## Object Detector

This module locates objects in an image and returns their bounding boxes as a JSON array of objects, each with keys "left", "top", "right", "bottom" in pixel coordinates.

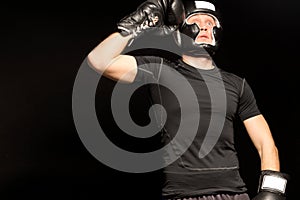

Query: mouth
[
  {"left": 195, "top": 35, "right": 210, "bottom": 44},
  {"left": 197, "top": 35, "right": 209, "bottom": 39}
]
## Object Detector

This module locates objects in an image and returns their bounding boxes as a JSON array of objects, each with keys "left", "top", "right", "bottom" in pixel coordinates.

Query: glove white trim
[{"left": 261, "top": 174, "right": 287, "bottom": 194}]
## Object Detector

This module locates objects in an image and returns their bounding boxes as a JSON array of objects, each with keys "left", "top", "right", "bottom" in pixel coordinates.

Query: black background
[{"left": 1, "top": 0, "right": 299, "bottom": 199}]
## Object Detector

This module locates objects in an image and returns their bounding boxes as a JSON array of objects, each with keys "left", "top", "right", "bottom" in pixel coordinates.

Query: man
[{"left": 87, "top": 0, "right": 289, "bottom": 199}]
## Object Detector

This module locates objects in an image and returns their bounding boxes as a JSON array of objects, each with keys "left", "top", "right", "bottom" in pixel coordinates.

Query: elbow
[
  {"left": 87, "top": 51, "right": 105, "bottom": 73},
  {"left": 270, "top": 143, "right": 279, "bottom": 156},
  {"left": 260, "top": 144, "right": 280, "bottom": 171},
  {"left": 258, "top": 142, "right": 279, "bottom": 158},
  {"left": 273, "top": 145, "right": 279, "bottom": 157}
]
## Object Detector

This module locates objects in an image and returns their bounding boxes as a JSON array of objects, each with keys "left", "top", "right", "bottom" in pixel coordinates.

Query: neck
[{"left": 182, "top": 54, "right": 214, "bottom": 70}]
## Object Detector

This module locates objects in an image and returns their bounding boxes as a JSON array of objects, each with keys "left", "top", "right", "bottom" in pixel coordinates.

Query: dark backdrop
[{"left": 1, "top": 0, "right": 298, "bottom": 199}]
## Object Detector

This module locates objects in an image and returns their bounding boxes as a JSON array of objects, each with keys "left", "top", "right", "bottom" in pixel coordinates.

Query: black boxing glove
[
  {"left": 117, "top": 0, "right": 184, "bottom": 45},
  {"left": 252, "top": 170, "right": 290, "bottom": 200}
]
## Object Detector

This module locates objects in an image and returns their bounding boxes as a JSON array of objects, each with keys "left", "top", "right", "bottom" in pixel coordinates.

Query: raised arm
[
  {"left": 87, "top": 0, "right": 184, "bottom": 83},
  {"left": 87, "top": 32, "right": 137, "bottom": 83}
]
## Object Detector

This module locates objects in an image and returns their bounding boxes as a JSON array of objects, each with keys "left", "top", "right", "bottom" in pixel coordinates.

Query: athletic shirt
[{"left": 133, "top": 55, "right": 261, "bottom": 199}]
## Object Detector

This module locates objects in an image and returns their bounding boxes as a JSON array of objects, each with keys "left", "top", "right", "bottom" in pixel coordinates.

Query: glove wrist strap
[
  {"left": 258, "top": 170, "right": 290, "bottom": 196},
  {"left": 260, "top": 174, "right": 287, "bottom": 194}
]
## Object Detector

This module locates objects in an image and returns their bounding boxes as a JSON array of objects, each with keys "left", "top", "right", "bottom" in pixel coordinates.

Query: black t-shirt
[{"left": 133, "top": 55, "right": 261, "bottom": 199}]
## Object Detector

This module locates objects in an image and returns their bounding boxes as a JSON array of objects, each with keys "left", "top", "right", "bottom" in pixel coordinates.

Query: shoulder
[
  {"left": 219, "top": 68, "right": 244, "bottom": 81},
  {"left": 134, "top": 55, "right": 178, "bottom": 68},
  {"left": 134, "top": 55, "right": 161, "bottom": 64},
  {"left": 218, "top": 67, "right": 245, "bottom": 91}
]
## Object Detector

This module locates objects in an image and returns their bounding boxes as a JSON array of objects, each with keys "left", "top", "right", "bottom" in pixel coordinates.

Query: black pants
[{"left": 164, "top": 193, "right": 250, "bottom": 200}]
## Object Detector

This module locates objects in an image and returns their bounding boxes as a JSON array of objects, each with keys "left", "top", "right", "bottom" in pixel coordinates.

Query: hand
[
  {"left": 117, "top": 0, "right": 184, "bottom": 42},
  {"left": 252, "top": 170, "right": 290, "bottom": 200}
]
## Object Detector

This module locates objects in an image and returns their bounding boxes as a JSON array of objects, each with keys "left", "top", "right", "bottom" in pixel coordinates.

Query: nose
[{"left": 199, "top": 25, "right": 208, "bottom": 31}]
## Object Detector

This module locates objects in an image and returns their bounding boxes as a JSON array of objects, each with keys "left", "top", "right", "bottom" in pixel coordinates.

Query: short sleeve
[
  {"left": 133, "top": 56, "right": 163, "bottom": 83},
  {"left": 238, "top": 79, "right": 261, "bottom": 121}
]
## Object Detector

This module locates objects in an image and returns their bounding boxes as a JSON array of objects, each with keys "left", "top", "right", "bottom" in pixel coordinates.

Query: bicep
[
  {"left": 89, "top": 54, "right": 138, "bottom": 83},
  {"left": 243, "top": 114, "right": 275, "bottom": 151}
]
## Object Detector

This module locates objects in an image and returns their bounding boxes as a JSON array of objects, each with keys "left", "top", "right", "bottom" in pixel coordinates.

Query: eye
[{"left": 207, "top": 21, "right": 213, "bottom": 27}]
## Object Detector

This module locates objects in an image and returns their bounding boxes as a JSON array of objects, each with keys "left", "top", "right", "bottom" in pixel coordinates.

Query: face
[{"left": 186, "top": 13, "right": 216, "bottom": 45}]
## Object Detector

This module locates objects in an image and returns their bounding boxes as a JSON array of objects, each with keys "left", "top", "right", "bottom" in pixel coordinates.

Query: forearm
[
  {"left": 253, "top": 145, "right": 289, "bottom": 200},
  {"left": 259, "top": 143, "right": 280, "bottom": 171},
  {"left": 87, "top": 32, "right": 132, "bottom": 74}
]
